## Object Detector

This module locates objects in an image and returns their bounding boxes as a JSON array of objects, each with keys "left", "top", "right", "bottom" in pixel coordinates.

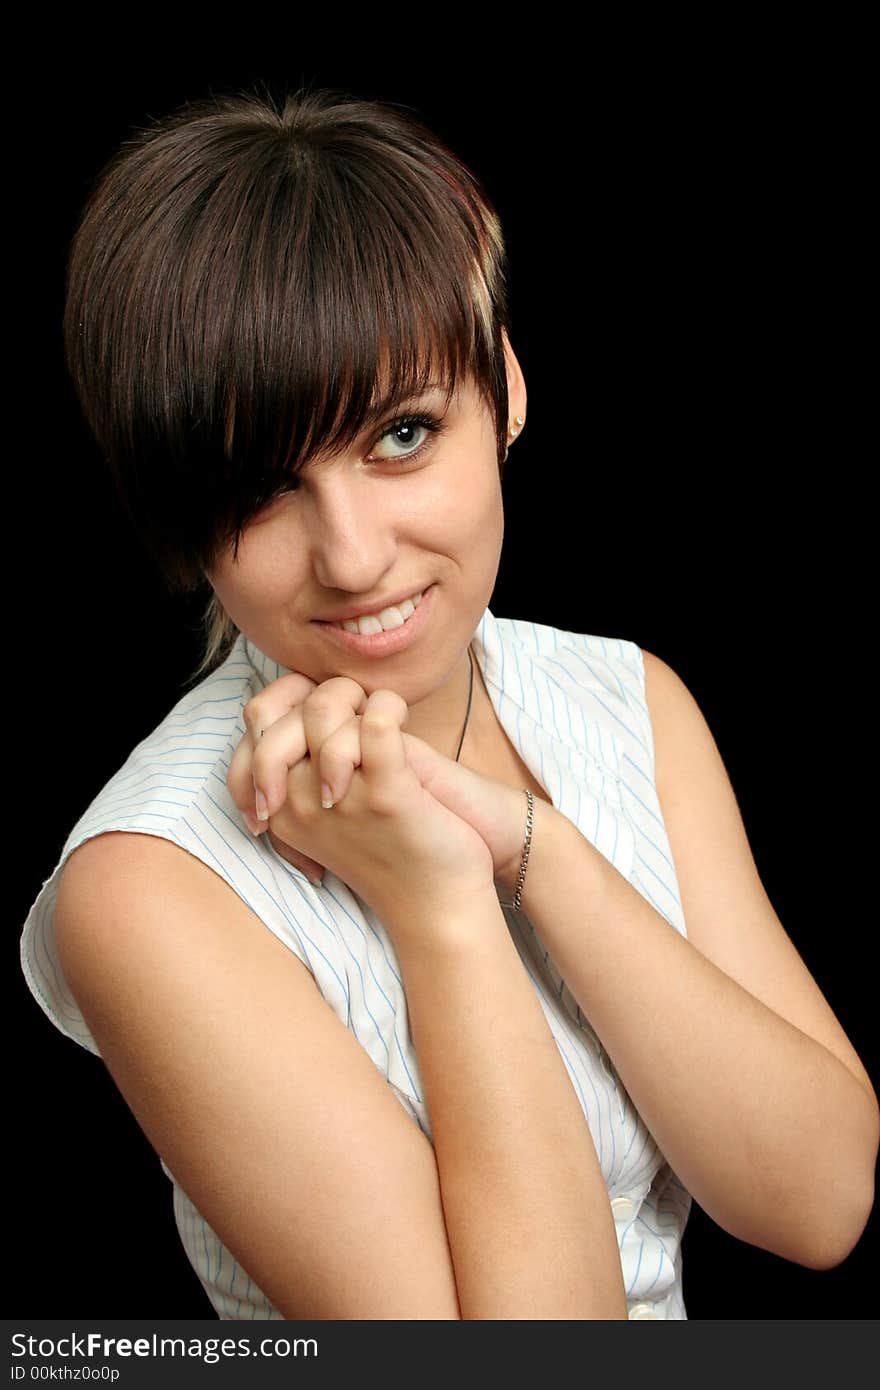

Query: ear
[{"left": 501, "top": 327, "right": 527, "bottom": 425}]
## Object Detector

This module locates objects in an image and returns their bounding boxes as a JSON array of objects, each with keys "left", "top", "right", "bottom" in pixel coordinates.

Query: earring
[
  {"left": 503, "top": 415, "right": 525, "bottom": 464},
  {"left": 508, "top": 414, "right": 525, "bottom": 439}
]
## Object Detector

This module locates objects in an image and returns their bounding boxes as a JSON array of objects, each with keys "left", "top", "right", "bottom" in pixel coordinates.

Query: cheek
[
  {"left": 457, "top": 468, "right": 504, "bottom": 553},
  {"left": 208, "top": 539, "right": 301, "bottom": 625},
  {"left": 420, "top": 452, "right": 503, "bottom": 546}
]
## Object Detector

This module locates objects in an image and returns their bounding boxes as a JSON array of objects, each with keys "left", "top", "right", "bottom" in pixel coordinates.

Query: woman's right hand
[{"left": 228, "top": 676, "right": 495, "bottom": 933}]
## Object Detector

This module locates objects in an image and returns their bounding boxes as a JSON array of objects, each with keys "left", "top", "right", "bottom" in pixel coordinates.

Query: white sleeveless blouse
[{"left": 20, "top": 605, "right": 692, "bottom": 1319}]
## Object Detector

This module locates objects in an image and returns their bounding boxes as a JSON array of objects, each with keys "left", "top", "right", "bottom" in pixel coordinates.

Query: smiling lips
[
  {"left": 325, "top": 590, "right": 425, "bottom": 634},
  {"left": 314, "top": 583, "right": 435, "bottom": 657}
]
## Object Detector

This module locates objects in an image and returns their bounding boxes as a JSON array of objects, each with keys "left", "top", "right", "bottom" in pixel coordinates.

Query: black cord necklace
[{"left": 454, "top": 643, "right": 475, "bottom": 763}]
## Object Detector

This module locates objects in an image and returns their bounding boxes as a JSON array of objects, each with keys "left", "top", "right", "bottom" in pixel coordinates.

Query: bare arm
[
  {"left": 510, "top": 661, "right": 878, "bottom": 1271},
  {"left": 386, "top": 892, "right": 628, "bottom": 1319},
  {"left": 55, "top": 831, "right": 626, "bottom": 1320}
]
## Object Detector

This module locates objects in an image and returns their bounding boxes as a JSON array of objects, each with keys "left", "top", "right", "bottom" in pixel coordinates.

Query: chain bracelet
[{"left": 511, "top": 788, "right": 535, "bottom": 912}]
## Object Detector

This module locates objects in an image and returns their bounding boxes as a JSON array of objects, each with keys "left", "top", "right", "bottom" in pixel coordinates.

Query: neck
[{"left": 399, "top": 642, "right": 476, "bottom": 762}]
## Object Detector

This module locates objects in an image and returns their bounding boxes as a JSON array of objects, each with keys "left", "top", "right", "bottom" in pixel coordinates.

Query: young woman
[{"left": 21, "top": 84, "right": 878, "bottom": 1320}]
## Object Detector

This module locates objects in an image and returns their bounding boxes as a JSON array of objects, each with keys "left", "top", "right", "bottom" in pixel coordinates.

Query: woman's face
[{"left": 206, "top": 338, "right": 526, "bottom": 720}]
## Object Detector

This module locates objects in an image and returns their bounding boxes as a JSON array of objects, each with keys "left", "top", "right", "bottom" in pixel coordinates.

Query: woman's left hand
[
  {"left": 400, "top": 732, "right": 532, "bottom": 895},
  {"left": 227, "top": 672, "right": 532, "bottom": 894}
]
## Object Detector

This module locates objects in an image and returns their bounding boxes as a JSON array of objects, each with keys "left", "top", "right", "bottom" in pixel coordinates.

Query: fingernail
[
  {"left": 243, "top": 811, "right": 263, "bottom": 836},
  {"left": 255, "top": 788, "right": 269, "bottom": 821},
  {"left": 308, "top": 873, "right": 325, "bottom": 887},
  {"left": 321, "top": 782, "right": 334, "bottom": 809}
]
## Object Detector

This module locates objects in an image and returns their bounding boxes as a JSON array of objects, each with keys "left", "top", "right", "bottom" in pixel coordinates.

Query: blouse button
[
  {"left": 628, "top": 1301, "right": 662, "bottom": 1319},
  {"left": 610, "top": 1195, "right": 636, "bottom": 1221}
]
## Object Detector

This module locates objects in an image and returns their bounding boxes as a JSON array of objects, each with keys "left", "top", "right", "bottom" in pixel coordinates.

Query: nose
[{"left": 301, "top": 464, "right": 399, "bottom": 595}]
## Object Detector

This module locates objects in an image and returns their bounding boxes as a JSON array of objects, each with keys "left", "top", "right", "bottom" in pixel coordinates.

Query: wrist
[
  {"left": 496, "top": 799, "right": 573, "bottom": 913},
  {"left": 494, "top": 789, "right": 529, "bottom": 897},
  {"left": 384, "top": 884, "right": 509, "bottom": 959}
]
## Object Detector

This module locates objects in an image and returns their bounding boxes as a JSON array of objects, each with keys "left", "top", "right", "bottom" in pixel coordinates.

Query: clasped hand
[{"left": 226, "top": 671, "right": 531, "bottom": 922}]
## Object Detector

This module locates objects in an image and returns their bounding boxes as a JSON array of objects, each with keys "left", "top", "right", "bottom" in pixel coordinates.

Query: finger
[
  {"left": 228, "top": 705, "right": 308, "bottom": 827},
  {"left": 359, "top": 690, "right": 409, "bottom": 807},
  {"left": 242, "top": 671, "right": 318, "bottom": 745},
  {"left": 227, "top": 730, "right": 263, "bottom": 829},
  {"left": 300, "top": 678, "right": 368, "bottom": 801},
  {"left": 300, "top": 677, "right": 368, "bottom": 758},
  {"left": 316, "top": 716, "right": 364, "bottom": 809},
  {"left": 254, "top": 677, "right": 366, "bottom": 818},
  {"left": 400, "top": 729, "right": 448, "bottom": 792},
  {"left": 250, "top": 705, "right": 309, "bottom": 820}
]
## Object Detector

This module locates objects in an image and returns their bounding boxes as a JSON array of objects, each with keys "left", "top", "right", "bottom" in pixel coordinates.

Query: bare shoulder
[
  {"left": 56, "top": 829, "right": 319, "bottom": 1001},
  {"left": 56, "top": 827, "right": 309, "bottom": 964},
  {"left": 640, "top": 647, "right": 739, "bottom": 807},
  {"left": 640, "top": 648, "right": 675, "bottom": 690},
  {"left": 639, "top": 650, "right": 703, "bottom": 766},
  {"left": 59, "top": 827, "right": 257, "bottom": 910}
]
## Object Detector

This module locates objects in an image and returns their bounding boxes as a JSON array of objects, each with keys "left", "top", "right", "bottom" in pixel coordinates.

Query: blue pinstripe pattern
[{"left": 20, "top": 606, "right": 691, "bottom": 1319}]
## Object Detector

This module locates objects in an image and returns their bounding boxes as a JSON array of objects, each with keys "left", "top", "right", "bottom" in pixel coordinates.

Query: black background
[{"left": 11, "top": 33, "right": 875, "bottom": 1319}]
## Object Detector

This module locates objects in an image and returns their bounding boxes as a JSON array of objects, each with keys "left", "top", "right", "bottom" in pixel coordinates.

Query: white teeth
[{"left": 338, "top": 590, "right": 423, "bottom": 635}]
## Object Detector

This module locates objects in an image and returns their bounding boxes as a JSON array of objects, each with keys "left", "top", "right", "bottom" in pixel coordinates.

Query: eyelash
[
  {"left": 371, "top": 411, "right": 446, "bottom": 465},
  {"left": 265, "top": 411, "right": 444, "bottom": 508}
]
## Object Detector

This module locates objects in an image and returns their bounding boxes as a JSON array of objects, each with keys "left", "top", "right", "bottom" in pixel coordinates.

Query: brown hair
[{"left": 62, "top": 83, "right": 514, "bottom": 682}]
